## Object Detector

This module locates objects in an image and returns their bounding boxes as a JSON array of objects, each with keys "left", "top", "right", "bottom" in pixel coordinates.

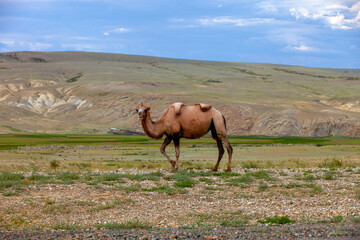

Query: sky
[{"left": 0, "top": 0, "right": 359, "bottom": 68}]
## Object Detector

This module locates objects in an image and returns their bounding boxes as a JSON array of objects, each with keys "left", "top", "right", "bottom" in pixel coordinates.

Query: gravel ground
[
  {"left": 1, "top": 168, "right": 359, "bottom": 239},
  {"left": 0, "top": 223, "right": 360, "bottom": 239}
]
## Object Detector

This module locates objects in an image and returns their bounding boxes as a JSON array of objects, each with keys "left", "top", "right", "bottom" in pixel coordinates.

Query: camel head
[{"left": 136, "top": 103, "right": 150, "bottom": 120}]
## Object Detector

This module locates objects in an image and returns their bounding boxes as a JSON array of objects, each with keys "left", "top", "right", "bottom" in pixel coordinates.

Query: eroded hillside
[{"left": 0, "top": 51, "right": 360, "bottom": 136}]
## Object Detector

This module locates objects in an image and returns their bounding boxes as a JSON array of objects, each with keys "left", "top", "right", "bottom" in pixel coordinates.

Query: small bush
[
  {"left": 241, "top": 161, "right": 260, "bottom": 169},
  {"left": 50, "top": 160, "right": 60, "bottom": 172},
  {"left": 319, "top": 158, "right": 343, "bottom": 168},
  {"left": 259, "top": 215, "right": 295, "bottom": 224},
  {"left": 66, "top": 73, "right": 83, "bottom": 83}
]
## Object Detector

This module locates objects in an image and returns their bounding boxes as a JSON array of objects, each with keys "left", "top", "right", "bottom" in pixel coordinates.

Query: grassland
[
  {"left": 0, "top": 134, "right": 359, "bottom": 231},
  {"left": 0, "top": 134, "right": 359, "bottom": 172}
]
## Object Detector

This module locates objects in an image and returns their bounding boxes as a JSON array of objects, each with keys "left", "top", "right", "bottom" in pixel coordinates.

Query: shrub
[
  {"left": 241, "top": 161, "right": 260, "bottom": 169},
  {"left": 319, "top": 158, "right": 343, "bottom": 168},
  {"left": 50, "top": 160, "right": 60, "bottom": 172}
]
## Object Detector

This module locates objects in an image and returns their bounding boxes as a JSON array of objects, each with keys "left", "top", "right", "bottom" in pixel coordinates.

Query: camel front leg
[
  {"left": 160, "top": 137, "right": 176, "bottom": 168},
  {"left": 173, "top": 137, "right": 180, "bottom": 171}
]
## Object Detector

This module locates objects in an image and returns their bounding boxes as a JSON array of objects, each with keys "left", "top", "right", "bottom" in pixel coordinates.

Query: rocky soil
[{"left": 0, "top": 168, "right": 359, "bottom": 239}]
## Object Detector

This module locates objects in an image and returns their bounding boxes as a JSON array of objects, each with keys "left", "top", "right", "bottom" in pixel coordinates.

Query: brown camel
[{"left": 136, "top": 102, "right": 233, "bottom": 171}]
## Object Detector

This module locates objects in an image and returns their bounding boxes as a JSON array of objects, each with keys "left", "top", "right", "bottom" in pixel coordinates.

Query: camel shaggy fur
[{"left": 136, "top": 102, "right": 233, "bottom": 171}]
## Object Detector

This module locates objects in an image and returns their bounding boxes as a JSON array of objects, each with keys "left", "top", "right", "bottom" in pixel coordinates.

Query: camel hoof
[
  {"left": 170, "top": 161, "right": 176, "bottom": 168},
  {"left": 225, "top": 168, "right": 232, "bottom": 172},
  {"left": 212, "top": 168, "right": 218, "bottom": 172}
]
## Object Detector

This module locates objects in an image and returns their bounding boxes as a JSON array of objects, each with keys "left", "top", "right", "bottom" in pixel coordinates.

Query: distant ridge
[{"left": 0, "top": 51, "right": 359, "bottom": 137}]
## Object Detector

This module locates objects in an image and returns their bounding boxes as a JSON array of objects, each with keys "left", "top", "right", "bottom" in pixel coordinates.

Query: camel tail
[{"left": 222, "top": 115, "right": 227, "bottom": 131}]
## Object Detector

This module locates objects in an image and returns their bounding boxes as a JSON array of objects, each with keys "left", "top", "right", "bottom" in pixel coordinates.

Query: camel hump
[
  {"left": 172, "top": 102, "right": 185, "bottom": 115},
  {"left": 195, "top": 103, "right": 212, "bottom": 111}
]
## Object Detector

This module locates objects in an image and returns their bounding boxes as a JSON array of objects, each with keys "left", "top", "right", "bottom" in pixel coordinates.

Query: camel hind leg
[
  {"left": 210, "top": 122, "right": 225, "bottom": 172},
  {"left": 173, "top": 136, "right": 180, "bottom": 171},
  {"left": 160, "top": 137, "right": 176, "bottom": 168},
  {"left": 212, "top": 137, "right": 224, "bottom": 172},
  {"left": 223, "top": 136, "right": 233, "bottom": 172},
  {"left": 212, "top": 113, "right": 233, "bottom": 172}
]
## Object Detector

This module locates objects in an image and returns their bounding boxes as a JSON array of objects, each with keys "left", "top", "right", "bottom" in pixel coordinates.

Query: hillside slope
[{"left": 0, "top": 51, "right": 360, "bottom": 137}]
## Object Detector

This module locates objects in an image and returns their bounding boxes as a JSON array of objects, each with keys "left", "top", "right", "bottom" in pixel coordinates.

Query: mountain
[{"left": 0, "top": 51, "right": 360, "bottom": 137}]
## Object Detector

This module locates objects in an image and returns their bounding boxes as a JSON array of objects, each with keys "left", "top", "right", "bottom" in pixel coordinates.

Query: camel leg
[
  {"left": 223, "top": 136, "right": 233, "bottom": 172},
  {"left": 160, "top": 137, "right": 176, "bottom": 168},
  {"left": 212, "top": 137, "right": 224, "bottom": 172},
  {"left": 173, "top": 137, "right": 180, "bottom": 171}
]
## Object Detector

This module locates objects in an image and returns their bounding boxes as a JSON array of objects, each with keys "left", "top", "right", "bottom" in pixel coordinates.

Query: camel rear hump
[{"left": 195, "top": 103, "right": 212, "bottom": 111}]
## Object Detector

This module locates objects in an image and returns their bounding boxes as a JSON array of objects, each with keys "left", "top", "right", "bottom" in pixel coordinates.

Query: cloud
[
  {"left": 0, "top": 35, "right": 52, "bottom": 52},
  {"left": 196, "top": 16, "right": 280, "bottom": 27},
  {"left": 104, "top": 27, "right": 131, "bottom": 36},
  {"left": 258, "top": 0, "right": 360, "bottom": 30},
  {"left": 288, "top": 45, "right": 318, "bottom": 52}
]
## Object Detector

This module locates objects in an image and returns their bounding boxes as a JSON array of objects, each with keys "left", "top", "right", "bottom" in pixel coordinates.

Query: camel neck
[{"left": 141, "top": 112, "right": 164, "bottom": 139}]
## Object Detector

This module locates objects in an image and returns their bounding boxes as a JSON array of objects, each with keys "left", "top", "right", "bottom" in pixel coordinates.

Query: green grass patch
[
  {"left": 141, "top": 185, "right": 178, "bottom": 195},
  {"left": 95, "top": 220, "right": 151, "bottom": 229},
  {"left": 165, "top": 170, "right": 197, "bottom": 188},
  {"left": 259, "top": 215, "right": 295, "bottom": 224},
  {"left": 199, "top": 177, "right": 215, "bottom": 185},
  {"left": 250, "top": 170, "right": 277, "bottom": 181},
  {"left": 0, "top": 172, "right": 25, "bottom": 191},
  {"left": 351, "top": 216, "right": 360, "bottom": 223},
  {"left": 0, "top": 134, "right": 359, "bottom": 151},
  {"left": 257, "top": 181, "right": 269, "bottom": 192},
  {"left": 226, "top": 173, "right": 253, "bottom": 185},
  {"left": 56, "top": 172, "right": 80, "bottom": 183},
  {"left": 120, "top": 183, "right": 141, "bottom": 193}
]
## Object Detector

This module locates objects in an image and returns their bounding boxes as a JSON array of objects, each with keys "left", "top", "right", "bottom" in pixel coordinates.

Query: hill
[{"left": 0, "top": 51, "right": 360, "bottom": 137}]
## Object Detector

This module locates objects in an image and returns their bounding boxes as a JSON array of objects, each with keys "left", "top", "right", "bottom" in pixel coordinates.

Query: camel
[{"left": 136, "top": 102, "right": 233, "bottom": 171}]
